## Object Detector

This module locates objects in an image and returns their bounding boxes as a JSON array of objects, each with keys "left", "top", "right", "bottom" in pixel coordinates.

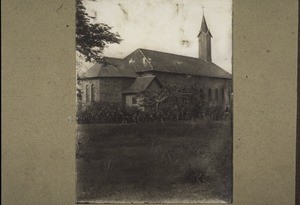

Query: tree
[
  {"left": 138, "top": 86, "right": 217, "bottom": 121},
  {"left": 138, "top": 86, "right": 191, "bottom": 117},
  {"left": 139, "top": 88, "right": 170, "bottom": 117},
  {"left": 76, "top": 0, "right": 122, "bottom": 63}
]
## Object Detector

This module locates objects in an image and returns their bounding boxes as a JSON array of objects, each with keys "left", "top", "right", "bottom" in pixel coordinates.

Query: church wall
[
  {"left": 140, "top": 71, "right": 232, "bottom": 105},
  {"left": 79, "top": 72, "right": 232, "bottom": 106},
  {"left": 80, "top": 78, "right": 134, "bottom": 104},
  {"left": 99, "top": 79, "right": 122, "bottom": 103},
  {"left": 81, "top": 79, "right": 100, "bottom": 103}
]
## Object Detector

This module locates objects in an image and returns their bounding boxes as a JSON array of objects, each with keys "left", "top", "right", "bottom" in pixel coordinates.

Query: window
[
  {"left": 222, "top": 88, "right": 225, "bottom": 102},
  {"left": 86, "top": 85, "right": 90, "bottom": 103},
  {"left": 91, "top": 84, "right": 95, "bottom": 102},
  {"left": 200, "top": 89, "right": 205, "bottom": 101},
  {"left": 215, "top": 88, "right": 218, "bottom": 102},
  {"left": 208, "top": 88, "right": 212, "bottom": 102},
  {"left": 132, "top": 96, "right": 137, "bottom": 105}
]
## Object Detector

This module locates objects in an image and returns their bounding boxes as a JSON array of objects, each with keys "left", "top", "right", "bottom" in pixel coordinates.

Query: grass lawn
[{"left": 76, "top": 120, "right": 232, "bottom": 203}]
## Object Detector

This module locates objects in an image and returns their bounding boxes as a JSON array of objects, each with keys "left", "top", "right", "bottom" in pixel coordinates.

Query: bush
[
  {"left": 77, "top": 102, "right": 152, "bottom": 124},
  {"left": 184, "top": 164, "right": 208, "bottom": 185},
  {"left": 77, "top": 101, "right": 232, "bottom": 124},
  {"left": 153, "top": 101, "right": 231, "bottom": 122}
]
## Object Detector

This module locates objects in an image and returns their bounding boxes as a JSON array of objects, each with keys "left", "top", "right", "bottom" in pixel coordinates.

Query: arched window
[
  {"left": 215, "top": 88, "right": 219, "bottom": 102},
  {"left": 208, "top": 88, "right": 212, "bottom": 102},
  {"left": 200, "top": 89, "right": 205, "bottom": 101},
  {"left": 91, "top": 84, "right": 95, "bottom": 102},
  {"left": 222, "top": 88, "right": 225, "bottom": 102},
  {"left": 86, "top": 84, "right": 90, "bottom": 103}
]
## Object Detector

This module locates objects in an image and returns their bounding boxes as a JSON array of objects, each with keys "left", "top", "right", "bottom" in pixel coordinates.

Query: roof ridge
[
  {"left": 139, "top": 48, "right": 200, "bottom": 61},
  {"left": 136, "top": 76, "right": 155, "bottom": 78}
]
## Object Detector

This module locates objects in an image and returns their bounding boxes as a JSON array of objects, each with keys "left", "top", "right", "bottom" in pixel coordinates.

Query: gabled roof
[
  {"left": 81, "top": 57, "right": 137, "bottom": 78},
  {"left": 197, "top": 15, "right": 212, "bottom": 37},
  {"left": 81, "top": 47, "right": 232, "bottom": 80},
  {"left": 122, "top": 76, "right": 161, "bottom": 94},
  {"left": 133, "top": 49, "right": 232, "bottom": 79}
]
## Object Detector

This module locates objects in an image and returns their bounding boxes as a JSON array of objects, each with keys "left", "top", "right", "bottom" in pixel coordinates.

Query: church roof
[
  {"left": 82, "top": 57, "right": 137, "bottom": 78},
  {"left": 122, "top": 76, "right": 161, "bottom": 94},
  {"left": 131, "top": 49, "right": 232, "bottom": 79},
  {"left": 81, "top": 48, "right": 232, "bottom": 80}
]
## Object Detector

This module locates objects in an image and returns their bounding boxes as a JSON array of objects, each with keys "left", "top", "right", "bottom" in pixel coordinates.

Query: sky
[{"left": 81, "top": 0, "right": 232, "bottom": 73}]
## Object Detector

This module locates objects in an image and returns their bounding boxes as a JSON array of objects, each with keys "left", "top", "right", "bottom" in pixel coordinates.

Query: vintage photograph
[{"left": 76, "top": 0, "right": 232, "bottom": 203}]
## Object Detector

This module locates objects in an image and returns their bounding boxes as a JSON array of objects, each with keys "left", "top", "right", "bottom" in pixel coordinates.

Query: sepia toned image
[
  {"left": 76, "top": 0, "right": 232, "bottom": 203},
  {"left": 3, "top": 0, "right": 299, "bottom": 204}
]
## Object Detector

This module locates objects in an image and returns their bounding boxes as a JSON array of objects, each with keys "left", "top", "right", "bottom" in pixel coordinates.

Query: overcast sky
[{"left": 82, "top": 0, "right": 232, "bottom": 73}]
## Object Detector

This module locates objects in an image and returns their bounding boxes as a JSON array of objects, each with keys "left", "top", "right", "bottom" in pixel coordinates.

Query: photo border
[{"left": 2, "top": 0, "right": 298, "bottom": 204}]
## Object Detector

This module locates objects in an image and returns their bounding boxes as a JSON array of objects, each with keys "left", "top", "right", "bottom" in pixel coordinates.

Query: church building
[{"left": 78, "top": 15, "right": 232, "bottom": 108}]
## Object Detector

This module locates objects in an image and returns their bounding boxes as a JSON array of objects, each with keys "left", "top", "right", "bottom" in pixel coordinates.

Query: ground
[{"left": 76, "top": 120, "right": 232, "bottom": 203}]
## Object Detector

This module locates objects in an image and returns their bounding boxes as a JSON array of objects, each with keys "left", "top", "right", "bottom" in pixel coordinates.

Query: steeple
[{"left": 197, "top": 15, "right": 212, "bottom": 62}]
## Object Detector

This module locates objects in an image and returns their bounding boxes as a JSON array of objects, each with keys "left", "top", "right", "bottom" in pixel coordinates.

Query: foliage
[
  {"left": 76, "top": 0, "right": 122, "bottom": 63},
  {"left": 77, "top": 83, "right": 231, "bottom": 124},
  {"left": 139, "top": 86, "right": 232, "bottom": 121},
  {"left": 77, "top": 102, "right": 145, "bottom": 124},
  {"left": 184, "top": 164, "right": 208, "bottom": 184},
  {"left": 77, "top": 100, "right": 231, "bottom": 124},
  {"left": 77, "top": 122, "right": 232, "bottom": 202},
  {"left": 77, "top": 85, "right": 232, "bottom": 124}
]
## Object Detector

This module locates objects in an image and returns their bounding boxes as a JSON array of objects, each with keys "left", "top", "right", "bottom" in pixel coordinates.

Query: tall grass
[{"left": 76, "top": 121, "right": 232, "bottom": 203}]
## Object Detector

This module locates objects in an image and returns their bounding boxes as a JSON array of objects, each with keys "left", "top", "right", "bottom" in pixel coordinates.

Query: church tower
[{"left": 197, "top": 15, "right": 212, "bottom": 62}]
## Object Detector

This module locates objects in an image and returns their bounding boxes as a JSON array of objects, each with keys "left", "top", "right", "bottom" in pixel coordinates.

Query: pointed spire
[
  {"left": 201, "top": 15, "right": 208, "bottom": 33},
  {"left": 198, "top": 14, "right": 212, "bottom": 62},
  {"left": 197, "top": 15, "right": 212, "bottom": 37}
]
